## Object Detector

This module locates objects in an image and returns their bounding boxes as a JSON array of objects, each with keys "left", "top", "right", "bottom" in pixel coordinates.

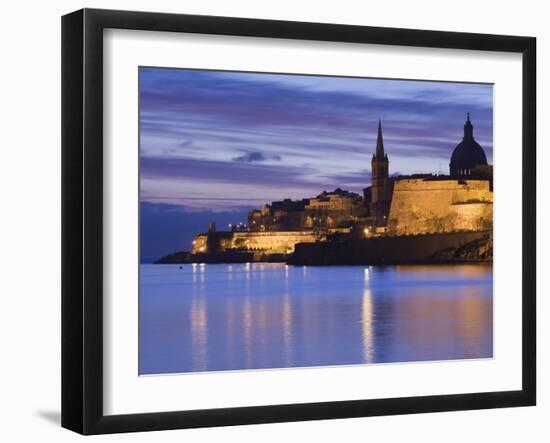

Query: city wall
[
  {"left": 387, "top": 179, "right": 493, "bottom": 235},
  {"left": 193, "top": 231, "right": 319, "bottom": 254}
]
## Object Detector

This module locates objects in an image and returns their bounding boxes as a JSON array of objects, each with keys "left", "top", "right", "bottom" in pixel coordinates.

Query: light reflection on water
[{"left": 139, "top": 263, "right": 493, "bottom": 375}]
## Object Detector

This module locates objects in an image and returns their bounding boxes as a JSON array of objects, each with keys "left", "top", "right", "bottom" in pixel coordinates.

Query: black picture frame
[{"left": 62, "top": 8, "right": 536, "bottom": 435}]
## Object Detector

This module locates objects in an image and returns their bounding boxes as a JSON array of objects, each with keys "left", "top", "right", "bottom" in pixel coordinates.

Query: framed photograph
[{"left": 62, "top": 8, "right": 536, "bottom": 435}]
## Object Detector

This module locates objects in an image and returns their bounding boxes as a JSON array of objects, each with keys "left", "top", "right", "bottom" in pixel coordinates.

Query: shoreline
[
  {"left": 154, "top": 230, "right": 492, "bottom": 266},
  {"left": 149, "top": 260, "right": 492, "bottom": 266}
]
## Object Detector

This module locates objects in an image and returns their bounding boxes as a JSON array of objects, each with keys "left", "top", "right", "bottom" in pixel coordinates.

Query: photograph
[
  {"left": 53, "top": 4, "right": 539, "bottom": 437},
  {"left": 138, "top": 67, "right": 494, "bottom": 375}
]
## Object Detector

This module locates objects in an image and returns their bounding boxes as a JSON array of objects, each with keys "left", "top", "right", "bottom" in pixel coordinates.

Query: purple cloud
[
  {"left": 232, "top": 151, "right": 282, "bottom": 163},
  {"left": 139, "top": 67, "right": 493, "bottom": 210}
]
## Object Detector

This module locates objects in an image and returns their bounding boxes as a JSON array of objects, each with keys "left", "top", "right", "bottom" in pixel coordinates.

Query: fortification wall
[
  {"left": 230, "top": 231, "right": 317, "bottom": 253},
  {"left": 193, "top": 231, "right": 318, "bottom": 254},
  {"left": 387, "top": 179, "right": 493, "bottom": 235},
  {"left": 192, "top": 234, "right": 208, "bottom": 253}
]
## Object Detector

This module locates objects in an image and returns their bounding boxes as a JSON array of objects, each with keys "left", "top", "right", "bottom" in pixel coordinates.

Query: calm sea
[{"left": 139, "top": 263, "right": 493, "bottom": 375}]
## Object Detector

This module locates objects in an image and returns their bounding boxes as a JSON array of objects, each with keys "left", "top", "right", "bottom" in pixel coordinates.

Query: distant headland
[{"left": 156, "top": 116, "right": 493, "bottom": 265}]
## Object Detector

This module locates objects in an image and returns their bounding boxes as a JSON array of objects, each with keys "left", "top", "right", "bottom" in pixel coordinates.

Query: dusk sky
[{"left": 139, "top": 67, "right": 493, "bottom": 260}]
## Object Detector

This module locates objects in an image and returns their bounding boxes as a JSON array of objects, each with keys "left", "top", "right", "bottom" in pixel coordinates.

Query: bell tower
[{"left": 370, "top": 120, "right": 390, "bottom": 224}]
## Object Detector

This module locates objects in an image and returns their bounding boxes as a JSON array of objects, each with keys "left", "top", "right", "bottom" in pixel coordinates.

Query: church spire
[
  {"left": 464, "top": 112, "right": 474, "bottom": 140},
  {"left": 370, "top": 119, "right": 390, "bottom": 225},
  {"left": 375, "top": 119, "right": 385, "bottom": 159}
]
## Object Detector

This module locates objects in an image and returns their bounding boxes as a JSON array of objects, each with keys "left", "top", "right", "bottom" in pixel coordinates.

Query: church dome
[{"left": 450, "top": 114, "right": 487, "bottom": 177}]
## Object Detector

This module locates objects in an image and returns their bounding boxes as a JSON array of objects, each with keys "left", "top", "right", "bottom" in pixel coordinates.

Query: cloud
[
  {"left": 321, "top": 169, "right": 372, "bottom": 187},
  {"left": 138, "top": 67, "right": 493, "bottom": 210},
  {"left": 232, "top": 151, "right": 282, "bottom": 163},
  {"left": 139, "top": 69, "right": 493, "bottom": 165},
  {"left": 141, "top": 156, "right": 318, "bottom": 185},
  {"left": 139, "top": 155, "right": 378, "bottom": 209}
]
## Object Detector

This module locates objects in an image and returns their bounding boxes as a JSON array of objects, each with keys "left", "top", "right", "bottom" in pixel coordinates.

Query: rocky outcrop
[
  {"left": 156, "top": 231, "right": 492, "bottom": 265},
  {"left": 154, "top": 251, "right": 191, "bottom": 264},
  {"left": 155, "top": 250, "right": 289, "bottom": 264},
  {"left": 289, "top": 231, "right": 492, "bottom": 266},
  {"left": 431, "top": 234, "right": 492, "bottom": 262}
]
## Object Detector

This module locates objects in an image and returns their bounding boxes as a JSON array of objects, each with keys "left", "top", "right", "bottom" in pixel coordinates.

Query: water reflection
[
  {"left": 189, "top": 296, "right": 207, "bottom": 372},
  {"left": 362, "top": 289, "right": 374, "bottom": 363},
  {"left": 242, "top": 294, "right": 253, "bottom": 368},
  {"left": 139, "top": 263, "right": 493, "bottom": 374},
  {"left": 282, "top": 292, "right": 293, "bottom": 367}
]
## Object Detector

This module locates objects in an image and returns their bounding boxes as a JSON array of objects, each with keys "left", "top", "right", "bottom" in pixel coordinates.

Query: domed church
[{"left": 449, "top": 113, "right": 488, "bottom": 177}]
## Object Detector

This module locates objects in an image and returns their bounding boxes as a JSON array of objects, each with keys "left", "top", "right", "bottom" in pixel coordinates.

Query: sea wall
[
  {"left": 193, "top": 231, "right": 318, "bottom": 254},
  {"left": 289, "top": 230, "right": 491, "bottom": 265},
  {"left": 387, "top": 179, "right": 493, "bottom": 235}
]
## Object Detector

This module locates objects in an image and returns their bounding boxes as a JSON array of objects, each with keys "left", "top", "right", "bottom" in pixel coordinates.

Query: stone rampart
[
  {"left": 230, "top": 231, "right": 317, "bottom": 253},
  {"left": 193, "top": 231, "right": 318, "bottom": 254},
  {"left": 387, "top": 179, "right": 493, "bottom": 235}
]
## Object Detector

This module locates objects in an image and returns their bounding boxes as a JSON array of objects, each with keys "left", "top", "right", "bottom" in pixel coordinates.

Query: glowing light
[
  {"left": 362, "top": 289, "right": 374, "bottom": 363},
  {"left": 364, "top": 228, "right": 369, "bottom": 236}
]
